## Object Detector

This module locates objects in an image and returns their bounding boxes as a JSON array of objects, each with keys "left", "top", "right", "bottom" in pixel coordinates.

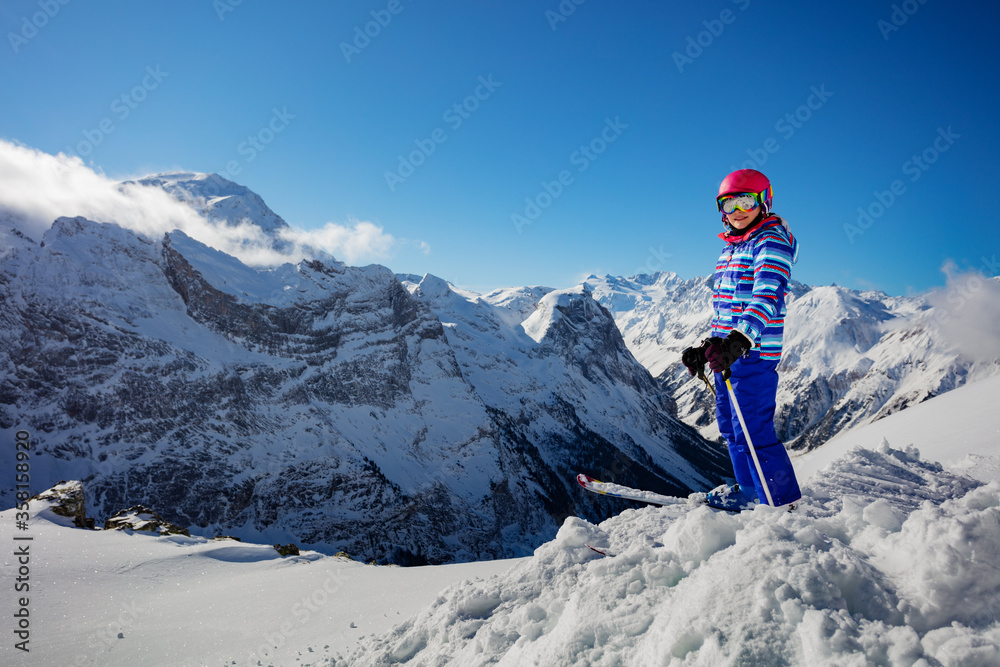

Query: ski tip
[
  {"left": 576, "top": 473, "right": 598, "bottom": 487},
  {"left": 585, "top": 543, "right": 613, "bottom": 557}
]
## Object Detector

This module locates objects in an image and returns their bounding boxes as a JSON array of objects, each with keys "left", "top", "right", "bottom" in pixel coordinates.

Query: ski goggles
[{"left": 717, "top": 192, "right": 762, "bottom": 215}]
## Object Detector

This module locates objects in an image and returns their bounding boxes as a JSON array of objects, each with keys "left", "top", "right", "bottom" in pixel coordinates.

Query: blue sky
[{"left": 2, "top": 0, "right": 997, "bottom": 295}]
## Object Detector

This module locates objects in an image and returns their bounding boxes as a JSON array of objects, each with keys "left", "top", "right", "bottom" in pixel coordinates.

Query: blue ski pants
[{"left": 714, "top": 353, "right": 801, "bottom": 506}]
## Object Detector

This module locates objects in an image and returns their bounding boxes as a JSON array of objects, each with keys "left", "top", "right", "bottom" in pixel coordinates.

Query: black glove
[
  {"left": 705, "top": 331, "right": 752, "bottom": 376},
  {"left": 681, "top": 339, "right": 710, "bottom": 376}
]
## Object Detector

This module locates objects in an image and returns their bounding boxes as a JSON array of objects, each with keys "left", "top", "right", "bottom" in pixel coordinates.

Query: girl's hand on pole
[{"left": 705, "top": 331, "right": 752, "bottom": 376}]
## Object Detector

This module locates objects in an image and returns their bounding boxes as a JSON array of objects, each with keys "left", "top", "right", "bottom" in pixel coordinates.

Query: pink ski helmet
[{"left": 718, "top": 169, "right": 772, "bottom": 217}]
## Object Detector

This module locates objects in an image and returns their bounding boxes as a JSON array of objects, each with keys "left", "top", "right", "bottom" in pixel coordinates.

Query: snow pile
[{"left": 343, "top": 443, "right": 1000, "bottom": 666}]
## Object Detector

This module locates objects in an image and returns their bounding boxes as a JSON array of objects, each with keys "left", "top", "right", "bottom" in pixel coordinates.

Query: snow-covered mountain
[
  {"left": 127, "top": 171, "right": 290, "bottom": 234},
  {"left": 5, "top": 375, "right": 997, "bottom": 666},
  {"left": 583, "top": 272, "right": 1000, "bottom": 451},
  {"left": 0, "top": 185, "right": 729, "bottom": 565}
]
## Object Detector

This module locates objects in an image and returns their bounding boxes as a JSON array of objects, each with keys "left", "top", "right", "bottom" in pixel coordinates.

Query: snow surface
[
  {"left": 0, "top": 503, "right": 518, "bottom": 666},
  {"left": 794, "top": 373, "right": 1000, "bottom": 482},
  {"left": 3, "top": 377, "right": 998, "bottom": 666},
  {"left": 343, "top": 444, "right": 1000, "bottom": 666}
]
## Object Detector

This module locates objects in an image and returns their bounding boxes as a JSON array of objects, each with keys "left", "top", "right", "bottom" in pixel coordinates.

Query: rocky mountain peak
[{"left": 128, "top": 171, "right": 290, "bottom": 235}]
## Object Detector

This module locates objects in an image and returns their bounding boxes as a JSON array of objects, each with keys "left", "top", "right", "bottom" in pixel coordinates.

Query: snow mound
[{"left": 342, "top": 444, "right": 1000, "bottom": 666}]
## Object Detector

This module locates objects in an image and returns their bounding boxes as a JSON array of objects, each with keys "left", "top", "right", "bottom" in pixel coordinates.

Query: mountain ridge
[{"left": 0, "top": 205, "right": 729, "bottom": 564}]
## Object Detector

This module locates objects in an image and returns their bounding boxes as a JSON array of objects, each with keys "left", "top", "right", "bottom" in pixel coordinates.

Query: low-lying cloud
[
  {"left": 0, "top": 139, "right": 414, "bottom": 267},
  {"left": 924, "top": 260, "right": 1000, "bottom": 362}
]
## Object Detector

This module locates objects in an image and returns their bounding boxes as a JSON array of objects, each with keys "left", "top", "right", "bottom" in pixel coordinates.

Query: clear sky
[{"left": 2, "top": 0, "right": 997, "bottom": 295}]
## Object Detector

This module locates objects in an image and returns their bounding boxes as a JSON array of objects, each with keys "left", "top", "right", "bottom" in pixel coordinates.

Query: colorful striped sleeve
[{"left": 734, "top": 229, "right": 794, "bottom": 345}]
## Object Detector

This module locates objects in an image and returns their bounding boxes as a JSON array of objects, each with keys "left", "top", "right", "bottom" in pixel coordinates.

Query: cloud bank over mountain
[{"left": 0, "top": 140, "right": 415, "bottom": 267}]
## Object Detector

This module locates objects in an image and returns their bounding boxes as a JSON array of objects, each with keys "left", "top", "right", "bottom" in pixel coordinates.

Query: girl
[{"left": 682, "top": 169, "right": 801, "bottom": 510}]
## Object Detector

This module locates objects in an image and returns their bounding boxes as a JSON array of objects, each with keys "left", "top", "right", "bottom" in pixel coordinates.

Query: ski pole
[
  {"left": 697, "top": 369, "right": 716, "bottom": 397},
  {"left": 724, "top": 375, "right": 775, "bottom": 507}
]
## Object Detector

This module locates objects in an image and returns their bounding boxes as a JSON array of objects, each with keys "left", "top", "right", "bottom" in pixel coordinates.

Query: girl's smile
[{"left": 726, "top": 208, "right": 757, "bottom": 229}]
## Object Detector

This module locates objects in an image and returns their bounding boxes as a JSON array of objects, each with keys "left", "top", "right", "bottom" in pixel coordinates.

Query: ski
[
  {"left": 575, "top": 473, "right": 687, "bottom": 507},
  {"left": 575, "top": 473, "right": 752, "bottom": 513}
]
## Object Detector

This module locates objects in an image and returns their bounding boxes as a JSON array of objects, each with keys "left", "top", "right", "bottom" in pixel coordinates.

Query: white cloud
[
  {"left": 924, "top": 260, "right": 1000, "bottom": 361},
  {"left": 0, "top": 140, "right": 206, "bottom": 241},
  {"left": 277, "top": 220, "right": 396, "bottom": 266},
  {"left": 0, "top": 139, "right": 407, "bottom": 268}
]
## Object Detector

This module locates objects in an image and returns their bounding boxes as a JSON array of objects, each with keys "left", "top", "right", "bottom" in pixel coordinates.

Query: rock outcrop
[
  {"left": 104, "top": 505, "right": 190, "bottom": 536},
  {"left": 30, "top": 481, "right": 95, "bottom": 529}
]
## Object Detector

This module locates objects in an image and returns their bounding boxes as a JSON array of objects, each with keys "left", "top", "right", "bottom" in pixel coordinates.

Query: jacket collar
[{"left": 718, "top": 214, "right": 781, "bottom": 244}]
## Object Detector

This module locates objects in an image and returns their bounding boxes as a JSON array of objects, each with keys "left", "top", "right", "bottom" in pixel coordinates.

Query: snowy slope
[
  {"left": 342, "top": 379, "right": 1000, "bottom": 666},
  {"left": 3, "top": 378, "right": 995, "bottom": 666},
  {"left": 0, "top": 500, "right": 519, "bottom": 666},
  {"left": 347, "top": 455, "right": 999, "bottom": 666},
  {"left": 794, "top": 373, "right": 1000, "bottom": 483}
]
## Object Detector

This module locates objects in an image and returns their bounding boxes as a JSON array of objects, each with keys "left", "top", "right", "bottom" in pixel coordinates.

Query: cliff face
[{"left": 1, "top": 216, "right": 728, "bottom": 565}]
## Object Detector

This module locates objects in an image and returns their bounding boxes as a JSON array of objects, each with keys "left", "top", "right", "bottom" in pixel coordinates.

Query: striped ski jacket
[{"left": 711, "top": 215, "right": 798, "bottom": 361}]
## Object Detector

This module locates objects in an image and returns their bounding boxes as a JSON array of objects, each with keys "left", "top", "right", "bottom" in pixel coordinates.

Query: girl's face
[{"left": 725, "top": 205, "right": 759, "bottom": 229}]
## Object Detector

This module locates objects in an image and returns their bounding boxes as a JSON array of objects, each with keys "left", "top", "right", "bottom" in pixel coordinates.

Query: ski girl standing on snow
[{"left": 682, "top": 169, "right": 801, "bottom": 510}]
